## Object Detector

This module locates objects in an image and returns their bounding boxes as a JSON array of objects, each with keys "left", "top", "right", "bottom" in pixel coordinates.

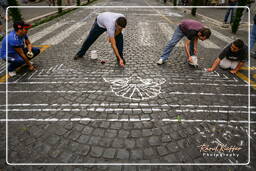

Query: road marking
[
  {"left": 158, "top": 23, "right": 183, "bottom": 47},
  {"left": 169, "top": 91, "right": 253, "bottom": 97},
  {"left": 0, "top": 90, "right": 110, "bottom": 93},
  {"left": 1, "top": 108, "right": 166, "bottom": 112},
  {"left": 211, "top": 29, "right": 234, "bottom": 43},
  {"left": 30, "top": 22, "right": 68, "bottom": 43},
  {"left": 74, "top": 31, "right": 89, "bottom": 45},
  {"left": 240, "top": 67, "right": 256, "bottom": 70},
  {"left": 1, "top": 103, "right": 254, "bottom": 108},
  {"left": 43, "top": 22, "right": 88, "bottom": 45},
  {"left": 199, "top": 39, "right": 220, "bottom": 49},
  {"left": 168, "top": 82, "right": 248, "bottom": 87},
  {"left": 1, "top": 118, "right": 255, "bottom": 123},
  {"left": 176, "top": 109, "right": 253, "bottom": 114},
  {"left": 236, "top": 71, "right": 256, "bottom": 89},
  {"left": 138, "top": 22, "right": 154, "bottom": 46},
  {"left": 0, "top": 81, "right": 103, "bottom": 84}
]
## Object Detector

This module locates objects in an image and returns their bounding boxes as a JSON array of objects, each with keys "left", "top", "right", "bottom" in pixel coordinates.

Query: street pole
[
  {"left": 231, "top": 0, "right": 247, "bottom": 34},
  {"left": 7, "top": 0, "right": 23, "bottom": 22}
]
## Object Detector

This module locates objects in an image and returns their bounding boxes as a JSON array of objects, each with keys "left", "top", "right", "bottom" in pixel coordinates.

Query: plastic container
[{"left": 91, "top": 50, "right": 98, "bottom": 60}]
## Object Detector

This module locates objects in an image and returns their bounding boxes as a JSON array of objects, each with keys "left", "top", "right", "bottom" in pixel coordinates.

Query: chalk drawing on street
[{"left": 103, "top": 75, "right": 166, "bottom": 100}]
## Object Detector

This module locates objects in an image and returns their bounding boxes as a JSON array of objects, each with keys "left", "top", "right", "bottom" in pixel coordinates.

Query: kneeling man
[{"left": 207, "top": 39, "right": 247, "bottom": 74}]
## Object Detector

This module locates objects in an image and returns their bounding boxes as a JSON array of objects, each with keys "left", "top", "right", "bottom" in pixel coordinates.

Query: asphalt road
[{"left": 0, "top": 0, "right": 255, "bottom": 170}]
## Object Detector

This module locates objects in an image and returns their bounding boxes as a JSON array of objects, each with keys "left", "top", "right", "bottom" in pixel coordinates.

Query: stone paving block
[
  {"left": 116, "top": 149, "right": 129, "bottom": 160},
  {"left": 90, "top": 146, "right": 104, "bottom": 158},
  {"left": 102, "top": 148, "right": 116, "bottom": 159}
]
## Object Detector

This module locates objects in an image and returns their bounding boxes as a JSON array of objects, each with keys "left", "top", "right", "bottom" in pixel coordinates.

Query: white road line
[
  {"left": 138, "top": 22, "right": 154, "bottom": 46},
  {"left": 0, "top": 90, "right": 110, "bottom": 93},
  {"left": 28, "top": 70, "right": 38, "bottom": 80},
  {"left": 2, "top": 108, "right": 253, "bottom": 114},
  {"left": 199, "top": 39, "right": 220, "bottom": 49},
  {"left": 0, "top": 108, "right": 165, "bottom": 112},
  {"left": 1, "top": 103, "right": 254, "bottom": 109},
  {"left": 168, "top": 82, "right": 248, "bottom": 87},
  {"left": 0, "top": 81, "right": 103, "bottom": 84},
  {"left": 0, "top": 118, "right": 255, "bottom": 123},
  {"left": 1, "top": 91, "right": 251, "bottom": 96},
  {"left": 74, "top": 31, "right": 89, "bottom": 45},
  {"left": 211, "top": 29, "right": 234, "bottom": 43},
  {"left": 169, "top": 91, "right": 253, "bottom": 97},
  {"left": 176, "top": 109, "right": 254, "bottom": 114},
  {"left": 43, "top": 22, "right": 88, "bottom": 45},
  {"left": 158, "top": 23, "right": 183, "bottom": 47},
  {"left": 30, "top": 22, "right": 68, "bottom": 43}
]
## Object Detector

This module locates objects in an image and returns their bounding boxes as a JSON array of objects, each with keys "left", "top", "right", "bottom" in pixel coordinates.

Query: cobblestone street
[{"left": 0, "top": 0, "right": 255, "bottom": 170}]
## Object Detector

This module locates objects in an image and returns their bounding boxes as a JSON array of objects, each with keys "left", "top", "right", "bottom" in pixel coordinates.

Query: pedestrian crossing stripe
[
  {"left": 236, "top": 71, "right": 256, "bottom": 89},
  {"left": 0, "top": 45, "right": 50, "bottom": 83}
]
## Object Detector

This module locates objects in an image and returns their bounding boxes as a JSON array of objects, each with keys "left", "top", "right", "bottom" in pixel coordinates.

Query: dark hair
[
  {"left": 233, "top": 39, "right": 244, "bottom": 49},
  {"left": 199, "top": 28, "right": 211, "bottom": 39},
  {"left": 13, "top": 21, "right": 32, "bottom": 31},
  {"left": 116, "top": 17, "right": 127, "bottom": 28}
]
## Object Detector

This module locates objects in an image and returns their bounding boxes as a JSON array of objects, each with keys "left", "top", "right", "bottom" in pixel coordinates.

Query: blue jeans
[
  {"left": 224, "top": 3, "right": 237, "bottom": 24},
  {"left": 250, "top": 24, "right": 256, "bottom": 50},
  {"left": 6, "top": 47, "right": 40, "bottom": 72},
  {"left": 76, "top": 20, "right": 124, "bottom": 63},
  {"left": 160, "top": 26, "right": 194, "bottom": 61}
]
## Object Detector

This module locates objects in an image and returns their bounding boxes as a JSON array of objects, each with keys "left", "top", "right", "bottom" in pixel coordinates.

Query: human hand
[
  {"left": 119, "top": 59, "right": 124, "bottom": 67},
  {"left": 194, "top": 49, "right": 198, "bottom": 55},
  {"left": 207, "top": 68, "right": 214, "bottom": 72},
  {"left": 230, "top": 69, "right": 237, "bottom": 74},
  {"left": 28, "top": 64, "right": 36, "bottom": 71}
]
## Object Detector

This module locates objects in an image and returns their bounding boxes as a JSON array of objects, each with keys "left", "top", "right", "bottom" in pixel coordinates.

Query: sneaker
[
  {"left": 8, "top": 71, "right": 16, "bottom": 77},
  {"left": 73, "top": 55, "right": 83, "bottom": 60},
  {"left": 157, "top": 58, "right": 165, "bottom": 65}
]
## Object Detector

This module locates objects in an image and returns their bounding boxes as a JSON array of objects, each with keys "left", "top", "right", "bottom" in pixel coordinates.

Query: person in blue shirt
[{"left": 0, "top": 21, "right": 40, "bottom": 77}]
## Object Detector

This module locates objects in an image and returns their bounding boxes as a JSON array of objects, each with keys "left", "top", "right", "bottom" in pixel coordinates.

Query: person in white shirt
[{"left": 74, "top": 12, "right": 127, "bottom": 67}]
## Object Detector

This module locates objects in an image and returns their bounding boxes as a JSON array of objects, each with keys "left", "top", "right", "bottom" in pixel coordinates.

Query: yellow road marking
[
  {"left": 240, "top": 67, "right": 256, "bottom": 70},
  {"left": 236, "top": 72, "right": 256, "bottom": 89},
  {"left": 0, "top": 45, "right": 50, "bottom": 83},
  {"left": 253, "top": 74, "right": 256, "bottom": 79}
]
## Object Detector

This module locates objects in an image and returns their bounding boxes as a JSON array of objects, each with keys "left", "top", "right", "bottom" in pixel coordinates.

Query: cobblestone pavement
[{"left": 0, "top": 0, "right": 256, "bottom": 170}]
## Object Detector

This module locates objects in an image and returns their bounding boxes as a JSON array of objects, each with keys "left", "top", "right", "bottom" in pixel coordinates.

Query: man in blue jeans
[
  {"left": 157, "top": 19, "right": 211, "bottom": 65},
  {"left": 250, "top": 14, "right": 256, "bottom": 58},
  {"left": 0, "top": 21, "right": 40, "bottom": 77},
  {"left": 74, "top": 12, "right": 127, "bottom": 67},
  {"left": 223, "top": 0, "right": 237, "bottom": 25}
]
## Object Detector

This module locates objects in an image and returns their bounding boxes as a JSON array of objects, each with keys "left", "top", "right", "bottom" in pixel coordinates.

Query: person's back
[{"left": 0, "top": 31, "right": 26, "bottom": 59}]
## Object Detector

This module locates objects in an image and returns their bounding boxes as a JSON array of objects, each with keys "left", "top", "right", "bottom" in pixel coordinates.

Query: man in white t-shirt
[{"left": 74, "top": 12, "right": 127, "bottom": 67}]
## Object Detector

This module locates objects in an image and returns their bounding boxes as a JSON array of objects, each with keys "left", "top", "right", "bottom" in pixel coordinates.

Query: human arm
[
  {"left": 25, "top": 38, "right": 32, "bottom": 52},
  {"left": 207, "top": 57, "right": 221, "bottom": 72},
  {"left": 109, "top": 37, "right": 124, "bottom": 67},
  {"left": 230, "top": 61, "right": 244, "bottom": 74},
  {"left": 14, "top": 47, "right": 35, "bottom": 71}
]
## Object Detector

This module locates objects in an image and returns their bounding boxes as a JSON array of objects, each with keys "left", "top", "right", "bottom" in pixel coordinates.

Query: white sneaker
[
  {"left": 8, "top": 71, "right": 16, "bottom": 77},
  {"left": 157, "top": 58, "right": 165, "bottom": 65}
]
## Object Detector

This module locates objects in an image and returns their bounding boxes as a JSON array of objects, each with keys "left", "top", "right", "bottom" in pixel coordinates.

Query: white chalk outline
[{"left": 5, "top": 5, "right": 251, "bottom": 166}]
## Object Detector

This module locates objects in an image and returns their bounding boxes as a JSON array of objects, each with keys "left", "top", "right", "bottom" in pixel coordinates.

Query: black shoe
[{"left": 73, "top": 54, "right": 83, "bottom": 60}]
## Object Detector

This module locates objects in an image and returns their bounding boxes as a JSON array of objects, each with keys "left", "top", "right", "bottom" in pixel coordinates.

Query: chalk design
[{"left": 103, "top": 75, "right": 166, "bottom": 100}]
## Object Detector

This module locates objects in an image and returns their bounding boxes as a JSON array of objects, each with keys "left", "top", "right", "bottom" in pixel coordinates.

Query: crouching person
[
  {"left": 0, "top": 21, "right": 40, "bottom": 77},
  {"left": 207, "top": 39, "right": 247, "bottom": 74}
]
